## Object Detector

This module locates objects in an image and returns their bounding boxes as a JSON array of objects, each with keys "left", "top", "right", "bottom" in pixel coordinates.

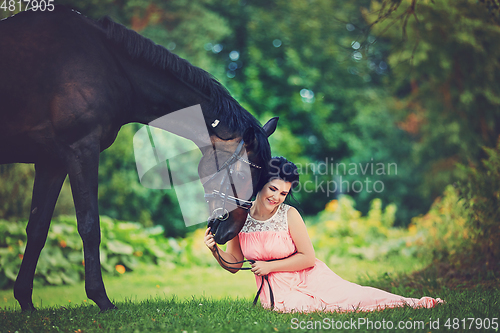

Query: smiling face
[{"left": 256, "top": 178, "right": 292, "bottom": 211}]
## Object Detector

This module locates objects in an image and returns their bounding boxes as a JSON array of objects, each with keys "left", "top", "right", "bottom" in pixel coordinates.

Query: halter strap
[
  {"left": 204, "top": 190, "right": 253, "bottom": 210},
  {"left": 203, "top": 139, "right": 261, "bottom": 212},
  {"left": 201, "top": 140, "right": 245, "bottom": 187}
]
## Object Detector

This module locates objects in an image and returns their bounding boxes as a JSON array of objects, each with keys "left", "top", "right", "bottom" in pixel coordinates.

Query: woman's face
[{"left": 257, "top": 178, "right": 292, "bottom": 210}]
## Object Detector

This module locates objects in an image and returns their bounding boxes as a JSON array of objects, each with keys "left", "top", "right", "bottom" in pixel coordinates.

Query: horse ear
[
  {"left": 243, "top": 127, "right": 256, "bottom": 147},
  {"left": 262, "top": 117, "right": 279, "bottom": 137}
]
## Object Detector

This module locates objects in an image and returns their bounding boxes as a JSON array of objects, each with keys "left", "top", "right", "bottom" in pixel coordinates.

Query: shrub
[
  {"left": 0, "top": 216, "right": 212, "bottom": 289},
  {"left": 407, "top": 185, "right": 470, "bottom": 261},
  {"left": 457, "top": 137, "right": 500, "bottom": 270},
  {"left": 406, "top": 137, "right": 500, "bottom": 275},
  {"left": 308, "top": 196, "right": 417, "bottom": 264}
]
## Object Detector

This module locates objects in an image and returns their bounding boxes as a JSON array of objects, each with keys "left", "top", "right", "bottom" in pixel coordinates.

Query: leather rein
[{"left": 213, "top": 244, "right": 297, "bottom": 309}]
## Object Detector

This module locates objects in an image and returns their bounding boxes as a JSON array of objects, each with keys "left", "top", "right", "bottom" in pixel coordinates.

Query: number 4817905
[{"left": 0, "top": 0, "right": 55, "bottom": 12}]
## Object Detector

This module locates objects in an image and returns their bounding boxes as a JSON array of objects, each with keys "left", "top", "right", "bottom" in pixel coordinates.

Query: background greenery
[{"left": 2, "top": 0, "right": 499, "bottom": 232}]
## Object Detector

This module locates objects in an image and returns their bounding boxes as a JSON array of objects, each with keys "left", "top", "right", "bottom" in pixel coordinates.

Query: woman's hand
[
  {"left": 251, "top": 261, "right": 273, "bottom": 276},
  {"left": 204, "top": 227, "right": 217, "bottom": 253}
]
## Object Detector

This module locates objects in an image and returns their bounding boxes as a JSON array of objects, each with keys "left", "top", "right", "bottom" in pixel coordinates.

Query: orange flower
[
  {"left": 18, "top": 254, "right": 24, "bottom": 260},
  {"left": 59, "top": 240, "right": 67, "bottom": 248},
  {"left": 115, "top": 264, "right": 126, "bottom": 274},
  {"left": 325, "top": 200, "right": 338, "bottom": 212}
]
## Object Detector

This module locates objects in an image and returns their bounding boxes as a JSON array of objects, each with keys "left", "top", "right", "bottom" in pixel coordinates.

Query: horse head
[{"left": 201, "top": 117, "right": 278, "bottom": 244}]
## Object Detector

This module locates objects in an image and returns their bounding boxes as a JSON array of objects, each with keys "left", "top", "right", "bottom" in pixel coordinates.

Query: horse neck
[{"left": 118, "top": 55, "right": 222, "bottom": 148}]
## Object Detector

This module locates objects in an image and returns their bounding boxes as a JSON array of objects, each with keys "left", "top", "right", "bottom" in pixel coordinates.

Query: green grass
[
  {"left": 0, "top": 255, "right": 427, "bottom": 310},
  {"left": 1, "top": 288, "right": 498, "bottom": 332},
  {"left": 1, "top": 256, "right": 498, "bottom": 332},
  {"left": 0, "top": 265, "right": 257, "bottom": 310}
]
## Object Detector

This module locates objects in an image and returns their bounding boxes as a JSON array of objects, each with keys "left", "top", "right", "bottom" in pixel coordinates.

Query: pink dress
[{"left": 238, "top": 203, "right": 444, "bottom": 313}]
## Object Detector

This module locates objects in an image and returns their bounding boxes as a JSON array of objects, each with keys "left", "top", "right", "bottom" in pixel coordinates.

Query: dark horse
[{"left": 0, "top": 6, "right": 278, "bottom": 312}]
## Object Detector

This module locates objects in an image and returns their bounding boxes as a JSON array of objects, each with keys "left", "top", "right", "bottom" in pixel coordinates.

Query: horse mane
[{"left": 94, "top": 13, "right": 271, "bottom": 170}]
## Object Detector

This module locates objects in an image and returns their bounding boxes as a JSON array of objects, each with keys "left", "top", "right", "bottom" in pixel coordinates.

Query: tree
[
  {"left": 203, "top": 0, "right": 429, "bottom": 223},
  {"left": 364, "top": 0, "right": 500, "bottom": 199}
]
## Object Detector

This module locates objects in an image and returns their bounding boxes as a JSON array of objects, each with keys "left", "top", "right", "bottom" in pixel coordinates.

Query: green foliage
[
  {"left": 0, "top": 216, "right": 84, "bottom": 288},
  {"left": 0, "top": 164, "right": 34, "bottom": 220},
  {"left": 0, "top": 216, "right": 213, "bottom": 289},
  {"left": 366, "top": 0, "right": 500, "bottom": 199},
  {"left": 205, "top": 0, "right": 431, "bottom": 225},
  {"left": 408, "top": 185, "right": 470, "bottom": 261},
  {"left": 407, "top": 138, "right": 500, "bottom": 272},
  {"left": 308, "top": 196, "right": 419, "bottom": 265},
  {"left": 458, "top": 137, "right": 500, "bottom": 267}
]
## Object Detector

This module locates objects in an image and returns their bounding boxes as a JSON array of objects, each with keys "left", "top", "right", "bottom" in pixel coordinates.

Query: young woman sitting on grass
[{"left": 204, "top": 156, "right": 444, "bottom": 313}]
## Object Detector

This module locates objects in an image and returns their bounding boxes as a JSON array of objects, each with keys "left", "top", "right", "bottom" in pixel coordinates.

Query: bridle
[
  {"left": 203, "top": 139, "right": 261, "bottom": 222},
  {"left": 203, "top": 138, "right": 295, "bottom": 310}
]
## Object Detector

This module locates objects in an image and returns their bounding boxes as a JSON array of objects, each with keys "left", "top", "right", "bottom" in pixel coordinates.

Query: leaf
[
  {"left": 60, "top": 270, "right": 80, "bottom": 285},
  {"left": 3, "top": 263, "right": 20, "bottom": 281},
  {"left": 45, "top": 272, "right": 63, "bottom": 285},
  {"left": 106, "top": 240, "right": 134, "bottom": 255}
]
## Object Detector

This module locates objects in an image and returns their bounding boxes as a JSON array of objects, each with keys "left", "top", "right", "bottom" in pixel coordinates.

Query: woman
[{"left": 204, "top": 156, "right": 443, "bottom": 313}]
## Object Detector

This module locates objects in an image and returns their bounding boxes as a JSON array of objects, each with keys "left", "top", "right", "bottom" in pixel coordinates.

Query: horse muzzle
[
  {"left": 210, "top": 225, "right": 236, "bottom": 244},
  {"left": 207, "top": 207, "right": 228, "bottom": 236}
]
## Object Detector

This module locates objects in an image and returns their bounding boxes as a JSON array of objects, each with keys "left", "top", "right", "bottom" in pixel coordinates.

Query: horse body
[
  {"left": 0, "top": 8, "right": 206, "bottom": 163},
  {"left": 0, "top": 7, "right": 277, "bottom": 312},
  {"left": 1, "top": 9, "right": 127, "bottom": 163}
]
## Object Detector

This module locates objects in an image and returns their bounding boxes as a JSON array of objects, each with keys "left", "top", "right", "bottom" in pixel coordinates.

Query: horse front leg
[
  {"left": 14, "top": 162, "right": 67, "bottom": 311},
  {"left": 66, "top": 143, "right": 116, "bottom": 312}
]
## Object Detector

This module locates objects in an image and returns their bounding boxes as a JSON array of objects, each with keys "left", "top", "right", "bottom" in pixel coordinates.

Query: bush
[
  {"left": 457, "top": 137, "right": 500, "bottom": 270},
  {"left": 308, "top": 196, "right": 418, "bottom": 264},
  {"left": 406, "top": 137, "right": 500, "bottom": 276},
  {"left": 0, "top": 216, "right": 212, "bottom": 289},
  {"left": 407, "top": 185, "right": 470, "bottom": 261}
]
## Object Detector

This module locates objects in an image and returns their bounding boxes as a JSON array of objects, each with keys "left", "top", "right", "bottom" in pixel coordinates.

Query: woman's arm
[
  {"left": 204, "top": 227, "right": 245, "bottom": 274},
  {"left": 250, "top": 207, "right": 316, "bottom": 276}
]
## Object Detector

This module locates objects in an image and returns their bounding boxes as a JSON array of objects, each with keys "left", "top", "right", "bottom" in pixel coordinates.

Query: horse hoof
[
  {"left": 20, "top": 304, "right": 36, "bottom": 313},
  {"left": 98, "top": 305, "right": 118, "bottom": 314},
  {"left": 21, "top": 307, "right": 36, "bottom": 313}
]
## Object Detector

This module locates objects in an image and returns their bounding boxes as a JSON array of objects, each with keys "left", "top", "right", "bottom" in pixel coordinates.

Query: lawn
[
  {"left": 0, "top": 265, "right": 256, "bottom": 310},
  {"left": 0, "top": 255, "right": 428, "bottom": 310},
  {"left": 3, "top": 255, "right": 499, "bottom": 332},
  {"left": 0, "top": 285, "right": 498, "bottom": 332}
]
